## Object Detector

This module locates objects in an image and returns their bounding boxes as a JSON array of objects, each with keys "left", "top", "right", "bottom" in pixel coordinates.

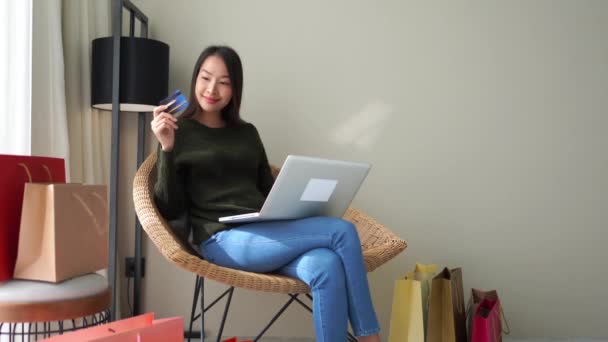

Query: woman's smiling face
[{"left": 195, "top": 54, "right": 233, "bottom": 115}]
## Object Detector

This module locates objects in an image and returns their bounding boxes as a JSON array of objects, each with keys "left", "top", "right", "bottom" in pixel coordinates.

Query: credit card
[{"left": 159, "top": 90, "right": 189, "bottom": 114}]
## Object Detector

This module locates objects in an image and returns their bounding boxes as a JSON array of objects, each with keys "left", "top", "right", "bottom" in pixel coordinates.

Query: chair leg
[
  {"left": 188, "top": 276, "right": 202, "bottom": 342},
  {"left": 215, "top": 287, "right": 234, "bottom": 342},
  {"left": 291, "top": 294, "right": 312, "bottom": 313},
  {"left": 197, "top": 288, "right": 234, "bottom": 318},
  {"left": 200, "top": 277, "right": 205, "bottom": 342},
  {"left": 188, "top": 283, "right": 357, "bottom": 341},
  {"left": 253, "top": 295, "right": 297, "bottom": 342}
]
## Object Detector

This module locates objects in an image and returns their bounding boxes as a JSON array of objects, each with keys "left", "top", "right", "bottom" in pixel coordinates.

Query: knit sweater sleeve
[
  {"left": 153, "top": 144, "right": 187, "bottom": 219},
  {"left": 251, "top": 125, "right": 275, "bottom": 197}
]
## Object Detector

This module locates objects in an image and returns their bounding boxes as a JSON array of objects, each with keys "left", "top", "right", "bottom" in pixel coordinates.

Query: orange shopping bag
[
  {"left": 14, "top": 183, "right": 108, "bottom": 282},
  {"left": 0, "top": 154, "right": 66, "bottom": 281},
  {"left": 41, "top": 313, "right": 183, "bottom": 342}
]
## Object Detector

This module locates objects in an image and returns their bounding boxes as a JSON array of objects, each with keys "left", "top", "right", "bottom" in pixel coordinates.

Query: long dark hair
[{"left": 180, "top": 46, "right": 244, "bottom": 125}]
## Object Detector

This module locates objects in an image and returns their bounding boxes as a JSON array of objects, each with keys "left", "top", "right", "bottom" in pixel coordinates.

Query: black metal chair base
[
  {"left": 0, "top": 310, "right": 110, "bottom": 341},
  {"left": 187, "top": 276, "right": 357, "bottom": 342}
]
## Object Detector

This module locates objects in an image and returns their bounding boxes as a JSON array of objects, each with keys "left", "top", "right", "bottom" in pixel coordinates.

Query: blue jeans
[{"left": 199, "top": 216, "right": 380, "bottom": 341}]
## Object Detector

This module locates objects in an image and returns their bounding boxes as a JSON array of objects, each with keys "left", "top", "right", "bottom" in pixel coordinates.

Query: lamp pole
[
  {"left": 108, "top": 0, "right": 122, "bottom": 321},
  {"left": 109, "top": 0, "right": 149, "bottom": 320},
  {"left": 130, "top": 4, "right": 149, "bottom": 317}
]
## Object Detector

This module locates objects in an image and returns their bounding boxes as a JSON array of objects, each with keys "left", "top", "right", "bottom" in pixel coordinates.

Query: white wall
[{"left": 128, "top": 0, "right": 608, "bottom": 338}]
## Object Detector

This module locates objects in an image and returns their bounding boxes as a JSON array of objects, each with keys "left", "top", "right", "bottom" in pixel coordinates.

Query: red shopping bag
[
  {"left": 41, "top": 313, "right": 183, "bottom": 341},
  {"left": 0, "top": 154, "right": 65, "bottom": 281}
]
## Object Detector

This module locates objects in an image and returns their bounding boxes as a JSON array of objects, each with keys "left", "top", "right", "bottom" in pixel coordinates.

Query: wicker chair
[{"left": 133, "top": 152, "right": 407, "bottom": 342}]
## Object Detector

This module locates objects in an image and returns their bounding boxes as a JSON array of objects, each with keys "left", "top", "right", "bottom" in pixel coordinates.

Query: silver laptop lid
[{"left": 259, "top": 155, "right": 371, "bottom": 220}]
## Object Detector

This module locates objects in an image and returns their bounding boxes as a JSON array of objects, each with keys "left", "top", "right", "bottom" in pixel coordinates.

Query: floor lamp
[{"left": 90, "top": 0, "right": 169, "bottom": 320}]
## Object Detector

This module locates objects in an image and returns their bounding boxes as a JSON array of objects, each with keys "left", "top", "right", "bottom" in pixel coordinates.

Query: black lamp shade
[{"left": 91, "top": 37, "right": 169, "bottom": 112}]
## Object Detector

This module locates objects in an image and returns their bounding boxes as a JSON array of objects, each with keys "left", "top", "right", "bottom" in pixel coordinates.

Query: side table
[{"left": 0, "top": 273, "right": 111, "bottom": 341}]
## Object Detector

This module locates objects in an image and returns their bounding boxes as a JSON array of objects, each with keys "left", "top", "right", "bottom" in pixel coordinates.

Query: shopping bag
[
  {"left": 406, "top": 262, "right": 438, "bottom": 332},
  {"left": 14, "top": 183, "right": 108, "bottom": 282},
  {"left": 41, "top": 313, "right": 183, "bottom": 341},
  {"left": 222, "top": 338, "right": 253, "bottom": 342},
  {"left": 470, "top": 298, "right": 503, "bottom": 342},
  {"left": 427, "top": 267, "right": 467, "bottom": 342},
  {"left": 388, "top": 274, "right": 424, "bottom": 342},
  {"left": 388, "top": 263, "right": 437, "bottom": 342},
  {"left": 0, "top": 154, "right": 65, "bottom": 281},
  {"left": 468, "top": 289, "right": 509, "bottom": 342}
]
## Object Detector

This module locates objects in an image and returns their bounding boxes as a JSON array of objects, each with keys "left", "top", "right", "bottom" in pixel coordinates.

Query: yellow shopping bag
[
  {"left": 427, "top": 267, "right": 467, "bottom": 342},
  {"left": 406, "top": 263, "right": 438, "bottom": 332},
  {"left": 388, "top": 263, "right": 438, "bottom": 342}
]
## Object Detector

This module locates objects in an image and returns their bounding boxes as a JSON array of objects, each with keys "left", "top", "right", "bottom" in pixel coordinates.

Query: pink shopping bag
[
  {"left": 41, "top": 313, "right": 183, "bottom": 342},
  {"left": 470, "top": 299, "right": 502, "bottom": 342},
  {"left": 468, "top": 289, "right": 510, "bottom": 342}
]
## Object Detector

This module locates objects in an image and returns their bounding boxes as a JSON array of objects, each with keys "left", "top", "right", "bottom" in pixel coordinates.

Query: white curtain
[
  {"left": 30, "top": 0, "right": 70, "bottom": 171},
  {"left": 62, "top": 0, "right": 111, "bottom": 184},
  {"left": 62, "top": 0, "right": 113, "bottom": 299},
  {"left": 0, "top": 0, "right": 32, "bottom": 155}
]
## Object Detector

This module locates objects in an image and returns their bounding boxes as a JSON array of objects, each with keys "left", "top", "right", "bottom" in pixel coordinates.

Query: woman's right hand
[{"left": 151, "top": 103, "right": 179, "bottom": 151}]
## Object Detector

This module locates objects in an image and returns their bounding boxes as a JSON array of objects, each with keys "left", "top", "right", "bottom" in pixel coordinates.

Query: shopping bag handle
[
  {"left": 491, "top": 306, "right": 511, "bottom": 337},
  {"left": 18, "top": 163, "right": 53, "bottom": 182},
  {"left": 42, "top": 165, "right": 52, "bottom": 180},
  {"left": 72, "top": 192, "right": 107, "bottom": 236},
  {"left": 500, "top": 306, "right": 511, "bottom": 334},
  {"left": 466, "top": 296, "right": 511, "bottom": 335},
  {"left": 18, "top": 163, "right": 33, "bottom": 182}
]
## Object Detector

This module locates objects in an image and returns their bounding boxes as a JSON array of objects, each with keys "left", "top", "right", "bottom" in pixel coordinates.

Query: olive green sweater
[{"left": 153, "top": 118, "right": 275, "bottom": 245}]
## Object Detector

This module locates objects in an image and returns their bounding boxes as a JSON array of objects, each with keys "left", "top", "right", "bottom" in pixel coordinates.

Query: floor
[
  {"left": 191, "top": 338, "right": 608, "bottom": 342},
  {"left": 201, "top": 339, "right": 314, "bottom": 342},
  {"left": 506, "top": 340, "right": 608, "bottom": 342}
]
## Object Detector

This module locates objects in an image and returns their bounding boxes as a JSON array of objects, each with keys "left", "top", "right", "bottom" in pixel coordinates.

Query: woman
[{"left": 151, "top": 45, "right": 381, "bottom": 342}]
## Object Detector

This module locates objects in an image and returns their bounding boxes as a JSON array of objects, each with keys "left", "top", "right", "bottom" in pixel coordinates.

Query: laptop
[{"left": 218, "top": 155, "right": 371, "bottom": 223}]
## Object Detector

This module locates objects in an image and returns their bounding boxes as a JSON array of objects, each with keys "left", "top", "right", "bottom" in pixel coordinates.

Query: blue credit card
[{"left": 159, "top": 90, "right": 189, "bottom": 114}]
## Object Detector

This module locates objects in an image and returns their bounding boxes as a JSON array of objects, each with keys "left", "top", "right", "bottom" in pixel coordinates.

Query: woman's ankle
[{"left": 358, "top": 334, "right": 381, "bottom": 342}]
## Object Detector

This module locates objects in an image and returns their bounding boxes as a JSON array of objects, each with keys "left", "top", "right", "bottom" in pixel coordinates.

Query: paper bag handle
[
  {"left": 18, "top": 163, "right": 33, "bottom": 182},
  {"left": 18, "top": 163, "right": 53, "bottom": 182},
  {"left": 466, "top": 296, "right": 511, "bottom": 336},
  {"left": 72, "top": 192, "right": 107, "bottom": 236},
  {"left": 500, "top": 306, "right": 510, "bottom": 334},
  {"left": 41, "top": 164, "right": 52, "bottom": 181},
  {"left": 491, "top": 306, "right": 511, "bottom": 339}
]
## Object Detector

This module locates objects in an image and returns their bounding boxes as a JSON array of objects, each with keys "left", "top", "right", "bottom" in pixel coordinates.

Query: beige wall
[{"left": 116, "top": 0, "right": 608, "bottom": 339}]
